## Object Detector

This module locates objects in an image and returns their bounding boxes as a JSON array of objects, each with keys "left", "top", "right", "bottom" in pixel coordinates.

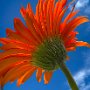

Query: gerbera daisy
[{"left": 0, "top": 0, "right": 90, "bottom": 90}]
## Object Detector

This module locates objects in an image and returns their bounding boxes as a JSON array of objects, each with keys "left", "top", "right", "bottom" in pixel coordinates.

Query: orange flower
[{"left": 0, "top": 0, "right": 89, "bottom": 89}]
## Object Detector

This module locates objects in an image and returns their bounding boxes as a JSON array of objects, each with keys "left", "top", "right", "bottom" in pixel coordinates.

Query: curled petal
[
  {"left": 61, "top": 16, "right": 89, "bottom": 38},
  {"left": 76, "top": 41, "right": 90, "bottom": 47},
  {"left": 6, "top": 28, "right": 31, "bottom": 44},
  {"left": 36, "top": 68, "right": 43, "bottom": 82},
  {"left": 3, "top": 63, "right": 31, "bottom": 85},
  {"left": 66, "top": 47, "right": 76, "bottom": 51},
  {"left": 17, "top": 67, "right": 36, "bottom": 86},
  {"left": 44, "top": 71, "right": 53, "bottom": 84}
]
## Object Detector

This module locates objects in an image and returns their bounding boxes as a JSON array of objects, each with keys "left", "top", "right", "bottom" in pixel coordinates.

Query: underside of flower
[
  {"left": 0, "top": 0, "right": 90, "bottom": 89},
  {"left": 32, "top": 36, "right": 67, "bottom": 71}
]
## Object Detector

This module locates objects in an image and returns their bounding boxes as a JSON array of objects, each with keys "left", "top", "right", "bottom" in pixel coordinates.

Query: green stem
[{"left": 59, "top": 62, "right": 79, "bottom": 90}]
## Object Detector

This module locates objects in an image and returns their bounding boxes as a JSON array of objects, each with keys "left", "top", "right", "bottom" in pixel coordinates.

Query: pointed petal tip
[
  {"left": 85, "top": 42, "right": 90, "bottom": 48},
  {"left": 37, "top": 78, "right": 41, "bottom": 83},
  {"left": 66, "top": 56, "right": 70, "bottom": 60},
  {"left": 27, "top": 3, "right": 31, "bottom": 8},
  {"left": 17, "top": 81, "right": 24, "bottom": 87},
  {"left": 44, "top": 81, "right": 48, "bottom": 84},
  {"left": 20, "top": 7, "right": 26, "bottom": 18},
  {"left": 76, "top": 41, "right": 90, "bottom": 48},
  {"left": 44, "top": 78, "right": 49, "bottom": 84},
  {"left": 44, "top": 71, "right": 53, "bottom": 85},
  {"left": 6, "top": 28, "right": 13, "bottom": 36},
  {"left": 36, "top": 68, "right": 43, "bottom": 83},
  {"left": 14, "top": 18, "right": 21, "bottom": 24}
]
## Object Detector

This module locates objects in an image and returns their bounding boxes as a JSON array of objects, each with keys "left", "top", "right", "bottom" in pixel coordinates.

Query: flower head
[{"left": 0, "top": 0, "right": 90, "bottom": 88}]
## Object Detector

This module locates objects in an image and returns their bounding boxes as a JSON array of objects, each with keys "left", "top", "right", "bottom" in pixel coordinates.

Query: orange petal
[
  {"left": 44, "top": 71, "right": 53, "bottom": 84},
  {"left": 46, "top": 0, "right": 54, "bottom": 37},
  {"left": 21, "top": 4, "right": 42, "bottom": 43},
  {"left": 38, "top": 0, "right": 50, "bottom": 38},
  {"left": 2, "top": 63, "right": 24, "bottom": 84},
  {"left": 53, "top": 1, "right": 60, "bottom": 35},
  {"left": 61, "top": 16, "right": 89, "bottom": 38},
  {"left": 76, "top": 41, "right": 90, "bottom": 47},
  {"left": 0, "top": 76, "right": 3, "bottom": 86},
  {"left": 26, "top": 3, "right": 34, "bottom": 15},
  {"left": 0, "top": 55, "right": 30, "bottom": 72},
  {"left": 14, "top": 18, "right": 37, "bottom": 45},
  {"left": 0, "top": 38, "right": 10, "bottom": 44},
  {"left": 35, "top": 0, "right": 40, "bottom": 21},
  {"left": 56, "top": 7, "right": 67, "bottom": 35},
  {"left": 10, "top": 68, "right": 30, "bottom": 84},
  {"left": 53, "top": 1, "right": 60, "bottom": 19},
  {"left": 10, "top": 64, "right": 32, "bottom": 83},
  {"left": 3, "top": 63, "right": 31, "bottom": 85},
  {"left": 53, "top": 0, "right": 67, "bottom": 31},
  {"left": 49, "top": 0, "right": 55, "bottom": 36},
  {"left": 20, "top": 7, "right": 26, "bottom": 18},
  {"left": 6, "top": 28, "right": 31, "bottom": 44},
  {"left": 17, "top": 67, "right": 36, "bottom": 86},
  {"left": 26, "top": 3, "right": 44, "bottom": 40},
  {"left": 66, "top": 56, "right": 70, "bottom": 60},
  {"left": 61, "top": 0, "right": 67, "bottom": 7},
  {"left": 43, "top": 0, "right": 49, "bottom": 19},
  {"left": 0, "top": 48, "right": 30, "bottom": 59},
  {"left": 64, "top": 10, "right": 79, "bottom": 23},
  {"left": 36, "top": 68, "right": 43, "bottom": 82},
  {"left": 63, "top": 31, "right": 78, "bottom": 43},
  {"left": 0, "top": 38, "right": 35, "bottom": 50},
  {"left": 0, "top": 44, "right": 27, "bottom": 51},
  {"left": 66, "top": 47, "right": 76, "bottom": 51},
  {"left": 25, "top": 13, "right": 42, "bottom": 44}
]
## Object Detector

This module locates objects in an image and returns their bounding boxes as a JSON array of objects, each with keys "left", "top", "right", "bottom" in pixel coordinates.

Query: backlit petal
[{"left": 44, "top": 71, "right": 53, "bottom": 84}]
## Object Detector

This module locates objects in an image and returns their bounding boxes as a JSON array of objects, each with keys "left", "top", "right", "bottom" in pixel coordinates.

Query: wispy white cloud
[
  {"left": 69, "top": 0, "right": 90, "bottom": 15},
  {"left": 74, "top": 69, "right": 90, "bottom": 90},
  {"left": 75, "top": 0, "right": 90, "bottom": 16},
  {"left": 75, "top": 0, "right": 89, "bottom": 9},
  {"left": 74, "top": 50, "right": 90, "bottom": 90}
]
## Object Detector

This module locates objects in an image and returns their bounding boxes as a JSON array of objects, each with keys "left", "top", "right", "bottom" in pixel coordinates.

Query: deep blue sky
[{"left": 0, "top": 0, "right": 90, "bottom": 90}]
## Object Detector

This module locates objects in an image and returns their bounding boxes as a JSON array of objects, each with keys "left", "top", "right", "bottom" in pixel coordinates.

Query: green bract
[{"left": 32, "top": 37, "right": 67, "bottom": 71}]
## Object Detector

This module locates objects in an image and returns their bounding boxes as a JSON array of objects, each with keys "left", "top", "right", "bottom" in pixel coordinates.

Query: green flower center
[{"left": 32, "top": 37, "right": 67, "bottom": 71}]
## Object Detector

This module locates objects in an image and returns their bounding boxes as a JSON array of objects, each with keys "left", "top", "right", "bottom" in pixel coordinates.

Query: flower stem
[{"left": 59, "top": 62, "right": 79, "bottom": 90}]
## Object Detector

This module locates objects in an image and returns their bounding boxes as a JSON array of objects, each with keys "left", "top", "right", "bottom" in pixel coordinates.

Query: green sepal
[{"left": 32, "top": 36, "right": 67, "bottom": 71}]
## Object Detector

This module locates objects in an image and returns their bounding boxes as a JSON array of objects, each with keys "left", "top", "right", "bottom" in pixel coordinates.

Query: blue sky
[{"left": 0, "top": 0, "right": 90, "bottom": 90}]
